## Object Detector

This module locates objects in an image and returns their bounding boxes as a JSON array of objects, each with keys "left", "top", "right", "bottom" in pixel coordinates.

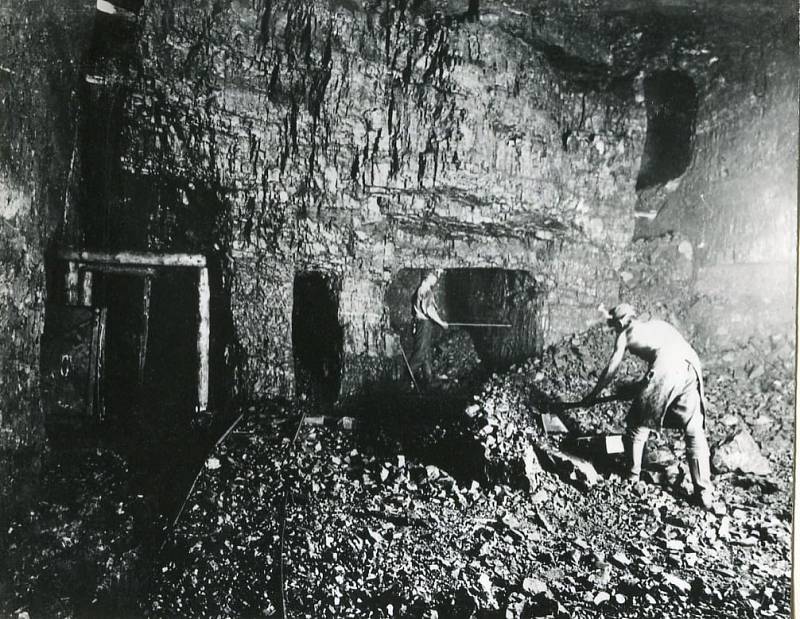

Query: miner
[
  {"left": 580, "top": 303, "right": 715, "bottom": 509},
  {"left": 408, "top": 269, "right": 449, "bottom": 390}
]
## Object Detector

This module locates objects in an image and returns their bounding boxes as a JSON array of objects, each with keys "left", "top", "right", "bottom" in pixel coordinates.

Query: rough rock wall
[
  {"left": 0, "top": 0, "right": 792, "bottom": 436},
  {"left": 0, "top": 178, "right": 44, "bottom": 461},
  {"left": 638, "top": 17, "right": 797, "bottom": 262},
  {"left": 631, "top": 9, "right": 798, "bottom": 344},
  {"left": 514, "top": 0, "right": 797, "bottom": 346},
  {"left": 0, "top": 3, "right": 92, "bottom": 511},
  {"left": 106, "top": 0, "right": 644, "bottom": 399}
]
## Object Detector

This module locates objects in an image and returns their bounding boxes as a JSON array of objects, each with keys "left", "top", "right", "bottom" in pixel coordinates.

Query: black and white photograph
[{"left": 0, "top": 0, "right": 796, "bottom": 617}]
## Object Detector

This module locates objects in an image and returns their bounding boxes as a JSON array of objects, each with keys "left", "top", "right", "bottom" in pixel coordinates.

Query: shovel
[
  {"left": 544, "top": 393, "right": 621, "bottom": 412},
  {"left": 536, "top": 394, "right": 624, "bottom": 442}
]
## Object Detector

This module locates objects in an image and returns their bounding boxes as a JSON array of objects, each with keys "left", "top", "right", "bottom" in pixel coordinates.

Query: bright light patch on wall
[
  {"left": 96, "top": 0, "right": 119, "bottom": 14},
  {"left": 96, "top": 0, "right": 136, "bottom": 17}
]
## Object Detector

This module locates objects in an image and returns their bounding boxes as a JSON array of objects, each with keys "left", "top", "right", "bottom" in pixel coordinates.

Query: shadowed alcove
[
  {"left": 636, "top": 70, "right": 699, "bottom": 190},
  {"left": 386, "top": 268, "right": 546, "bottom": 378},
  {"left": 292, "top": 271, "right": 343, "bottom": 408}
]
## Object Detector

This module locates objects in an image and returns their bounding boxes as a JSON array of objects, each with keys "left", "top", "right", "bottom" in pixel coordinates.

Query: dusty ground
[{"left": 0, "top": 324, "right": 794, "bottom": 618}]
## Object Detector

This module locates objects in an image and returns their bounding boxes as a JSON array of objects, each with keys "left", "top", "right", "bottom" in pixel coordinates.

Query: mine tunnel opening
[
  {"left": 444, "top": 268, "right": 546, "bottom": 370},
  {"left": 41, "top": 256, "right": 232, "bottom": 519},
  {"left": 636, "top": 70, "right": 698, "bottom": 191},
  {"left": 98, "top": 270, "right": 199, "bottom": 431},
  {"left": 41, "top": 267, "right": 200, "bottom": 436},
  {"left": 386, "top": 268, "right": 546, "bottom": 385},
  {"left": 292, "top": 271, "right": 343, "bottom": 409},
  {"left": 376, "top": 268, "right": 547, "bottom": 482}
]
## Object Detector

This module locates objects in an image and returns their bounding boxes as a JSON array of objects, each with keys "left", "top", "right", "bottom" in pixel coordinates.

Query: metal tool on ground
[
  {"left": 303, "top": 415, "right": 359, "bottom": 430},
  {"left": 166, "top": 410, "right": 243, "bottom": 535},
  {"left": 572, "top": 434, "right": 625, "bottom": 455},
  {"left": 535, "top": 394, "right": 622, "bottom": 436},
  {"left": 541, "top": 412, "right": 570, "bottom": 434},
  {"left": 536, "top": 394, "right": 627, "bottom": 462}
]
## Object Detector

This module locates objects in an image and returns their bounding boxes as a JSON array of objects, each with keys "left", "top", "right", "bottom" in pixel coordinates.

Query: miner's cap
[{"left": 607, "top": 303, "right": 637, "bottom": 325}]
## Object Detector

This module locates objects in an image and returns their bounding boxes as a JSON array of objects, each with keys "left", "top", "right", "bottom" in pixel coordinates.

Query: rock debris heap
[{"left": 148, "top": 326, "right": 791, "bottom": 618}]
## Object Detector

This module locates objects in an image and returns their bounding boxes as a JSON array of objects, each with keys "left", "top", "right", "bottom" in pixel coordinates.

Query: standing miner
[
  {"left": 580, "top": 303, "right": 715, "bottom": 509},
  {"left": 408, "top": 269, "right": 449, "bottom": 390}
]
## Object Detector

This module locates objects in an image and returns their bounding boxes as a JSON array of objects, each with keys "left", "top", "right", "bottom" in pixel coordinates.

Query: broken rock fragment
[
  {"left": 611, "top": 551, "right": 632, "bottom": 568},
  {"left": 712, "top": 430, "right": 772, "bottom": 475},
  {"left": 544, "top": 449, "right": 600, "bottom": 490},
  {"left": 662, "top": 573, "right": 691, "bottom": 595},
  {"left": 522, "top": 577, "right": 549, "bottom": 595},
  {"left": 523, "top": 445, "right": 543, "bottom": 490}
]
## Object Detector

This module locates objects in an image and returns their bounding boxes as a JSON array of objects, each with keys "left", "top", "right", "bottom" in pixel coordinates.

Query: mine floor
[{"left": 0, "top": 327, "right": 793, "bottom": 618}]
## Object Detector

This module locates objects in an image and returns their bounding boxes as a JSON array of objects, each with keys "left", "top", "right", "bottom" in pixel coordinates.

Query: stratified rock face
[
  {"left": 0, "top": 177, "right": 44, "bottom": 452},
  {"left": 0, "top": 2, "right": 93, "bottom": 509},
  {"left": 94, "top": 0, "right": 648, "bottom": 398},
  {"left": 0, "top": 1, "right": 796, "bottom": 476},
  {"left": 30, "top": 0, "right": 789, "bottom": 403}
]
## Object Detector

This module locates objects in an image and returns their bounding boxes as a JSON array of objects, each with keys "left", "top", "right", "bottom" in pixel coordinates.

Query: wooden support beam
[
  {"left": 82, "top": 265, "right": 157, "bottom": 277},
  {"left": 95, "top": 308, "right": 108, "bottom": 421},
  {"left": 57, "top": 248, "right": 212, "bottom": 416},
  {"left": 197, "top": 267, "right": 210, "bottom": 412},
  {"left": 80, "top": 270, "right": 93, "bottom": 306},
  {"left": 139, "top": 275, "right": 152, "bottom": 388},
  {"left": 58, "top": 249, "right": 206, "bottom": 268},
  {"left": 96, "top": 0, "right": 137, "bottom": 18},
  {"left": 65, "top": 261, "right": 79, "bottom": 305}
]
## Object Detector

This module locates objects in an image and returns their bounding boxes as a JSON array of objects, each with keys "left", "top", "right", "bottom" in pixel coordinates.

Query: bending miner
[
  {"left": 580, "top": 303, "right": 716, "bottom": 510},
  {"left": 408, "top": 269, "right": 449, "bottom": 390}
]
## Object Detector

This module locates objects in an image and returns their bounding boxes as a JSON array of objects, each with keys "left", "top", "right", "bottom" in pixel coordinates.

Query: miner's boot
[
  {"left": 685, "top": 410, "right": 715, "bottom": 510},
  {"left": 688, "top": 456, "right": 714, "bottom": 510},
  {"left": 625, "top": 427, "right": 650, "bottom": 483}
]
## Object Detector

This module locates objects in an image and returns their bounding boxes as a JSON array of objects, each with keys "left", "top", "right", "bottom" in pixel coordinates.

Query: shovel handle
[
  {"left": 448, "top": 322, "right": 512, "bottom": 328},
  {"left": 552, "top": 394, "right": 620, "bottom": 410}
]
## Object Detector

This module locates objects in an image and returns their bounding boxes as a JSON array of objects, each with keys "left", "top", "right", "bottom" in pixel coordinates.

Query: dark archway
[
  {"left": 443, "top": 269, "right": 545, "bottom": 369},
  {"left": 385, "top": 268, "right": 546, "bottom": 376},
  {"left": 82, "top": 269, "right": 198, "bottom": 431},
  {"left": 292, "top": 272, "right": 343, "bottom": 408},
  {"left": 636, "top": 70, "right": 698, "bottom": 190}
]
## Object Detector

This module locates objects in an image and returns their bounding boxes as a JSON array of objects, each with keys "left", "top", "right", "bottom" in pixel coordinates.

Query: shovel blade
[{"left": 541, "top": 413, "right": 569, "bottom": 434}]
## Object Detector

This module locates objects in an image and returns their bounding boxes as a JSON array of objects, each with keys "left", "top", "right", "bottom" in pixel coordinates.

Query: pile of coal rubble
[
  {"left": 2, "top": 321, "right": 791, "bottom": 618},
  {"left": 2, "top": 449, "right": 146, "bottom": 618},
  {"left": 147, "top": 326, "right": 791, "bottom": 617}
]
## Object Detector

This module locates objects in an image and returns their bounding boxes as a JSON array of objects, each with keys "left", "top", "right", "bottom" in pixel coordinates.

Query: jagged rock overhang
[
  {"left": 75, "top": 0, "right": 798, "bottom": 404},
  {"left": 80, "top": 0, "right": 646, "bottom": 402}
]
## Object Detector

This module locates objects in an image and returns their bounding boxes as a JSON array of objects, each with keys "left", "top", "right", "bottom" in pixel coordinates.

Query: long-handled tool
[
  {"left": 537, "top": 395, "right": 629, "bottom": 452},
  {"left": 397, "top": 340, "right": 421, "bottom": 393},
  {"left": 448, "top": 322, "right": 512, "bottom": 328},
  {"left": 533, "top": 393, "right": 623, "bottom": 435},
  {"left": 546, "top": 393, "right": 621, "bottom": 411}
]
